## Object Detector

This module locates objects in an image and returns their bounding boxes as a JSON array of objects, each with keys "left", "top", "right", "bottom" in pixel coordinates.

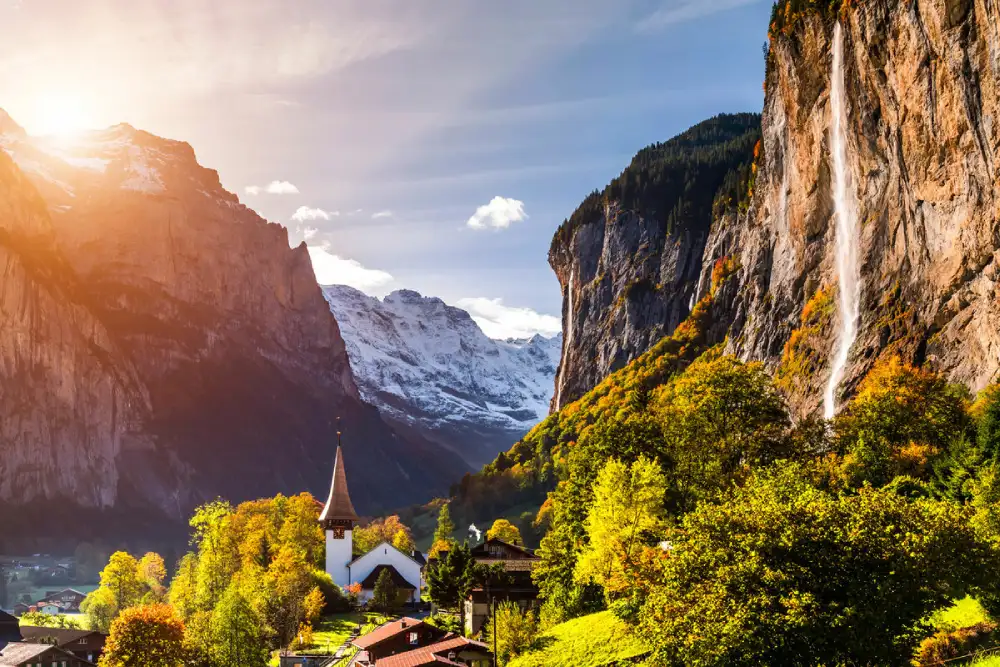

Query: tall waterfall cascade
[
  {"left": 823, "top": 22, "right": 862, "bottom": 420},
  {"left": 554, "top": 271, "right": 574, "bottom": 411}
]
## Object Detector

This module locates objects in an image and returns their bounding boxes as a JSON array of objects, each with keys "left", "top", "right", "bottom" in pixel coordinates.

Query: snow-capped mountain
[{"left": 324, "top": 285, "right": 562, "bottom": 467}]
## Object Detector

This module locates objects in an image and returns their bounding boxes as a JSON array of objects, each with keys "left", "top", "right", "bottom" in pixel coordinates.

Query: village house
[
  {"left": 0, "top": 642, "right": 93, "bottom": 667},
  {"left": 351, "top": 618, "right": 446, "bottom": 664},
  {"left": 372, "top": 636, "right": 492, "bottom": 667},
  {"left": 319, "top": 443, "right": 424, "bottom": 604},
  {"left": 464, "top": 538, "right": 541, "bottom": 636},
  {"left": 35, "top": 589, "right": 86, "bottom": 613},
  {"left": 19, "top": 627, "right": 107, "bottom": 664}
]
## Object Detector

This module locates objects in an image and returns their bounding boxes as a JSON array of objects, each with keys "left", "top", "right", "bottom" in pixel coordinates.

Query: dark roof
[
  {"left": 375, "top": 637, "right": 490, "bottom": 667},
  {"left": 470, "top": 538, "right": 539, "bottom": 560},
  {"left": 319, "top": 445, "right": 358, "bottom": 523},
  {"left": 0, "top": 643, "right": 90, "bottom": 666},
  {"left": 411, "top": 551, "right": 427, "bottom": 566},
  {"left": 19, "top": 627, "right": 104, "bottom": 646},
  {"left": 360, "top": 565, "right": 416, "bottom": 591},
  {"left": 352, "top": 618, "right": 424, "bottom": 650}
]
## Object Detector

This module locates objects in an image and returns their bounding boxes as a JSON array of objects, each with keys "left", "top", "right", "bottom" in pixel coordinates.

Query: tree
[
  {"left": 354, "top": 515, "right": 415, "bottom": 555},
  {"left": 486, "top": 519, "right": 523, "bottom": 546},
  {"left": 100, "top": 552, "right": 144, "bottom": 613},
  {"left": 574, "top": 456, "right": 667, "bottom": 598},
  {"left": 18, "top": 611, "right": 81, "bottom": 629},
  {"left": 81, "top": 587, "right": 117, "bottom": 633},
  {"left": 167, "top": 554, "right": 198, "bottom": 620},
  {"left": 433, "top": 503, "right": 456, "bottom": 545},
  {"left": 138, "top": 552, "right": 167, "bottom": 602},
  {"left": 425, "top": 542, "right": 476, "bottom": 610},
  {"left": 99, "top": 604, "right": 185, "bottom": 667},
  {"left": 210, "top": 587, "right": 269, "bottom": 667},
  {"left": 483, "top": 601, "right": 538, "bottom": 665},
  {"left": 622, "top": 463, "right": 1000, "bottom": 666},
  {"left": 371, "top": 568, "right": 400, "bottom": 613}
]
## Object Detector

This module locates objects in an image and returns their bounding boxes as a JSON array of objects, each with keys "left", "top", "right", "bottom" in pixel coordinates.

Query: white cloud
[
  {"left": 265, "top": 180, "right": 299, "bottom": 194},
  {"left": 456, "top": 297, "right": 561, "bottom": 339},
  {"left": 371, "top": 210, "right": 393, "bottom": 219},
  {"left": 245, "top": 180, "right": 299, "bottom": 195},
  {"left": 467, "top": 196, "right": 527, "bottom": 230},
  {"left": 638, "top": 0, "right": 760, "bottom": 31},
  {"left": 301, "top": 226, "right": 319, "bottom": 241},
  {"left": 292, "top": 205, "right": 333, "bottom": 222},
  {"left": 307, "top": 246, "right": 395, "bottom": 294}
]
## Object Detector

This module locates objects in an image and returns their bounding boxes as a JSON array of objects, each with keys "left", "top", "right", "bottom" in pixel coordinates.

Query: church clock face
[{"left": 332, "top": 527, "right": 346, "bottom": 539}]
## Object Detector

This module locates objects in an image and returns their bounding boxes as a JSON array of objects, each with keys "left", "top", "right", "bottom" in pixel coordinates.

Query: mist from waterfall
[
  {"left": 823, "top": 22, "right": 862, "bottom": 420},
  {"left": 554, "top": 271, "right": 574, "bottom": 411}
]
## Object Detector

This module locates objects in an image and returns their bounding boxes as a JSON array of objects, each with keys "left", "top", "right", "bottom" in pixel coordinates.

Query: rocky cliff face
[
  {"left": 555, "top": 0, "right": 1000, "bottom": 417},
  {"left": 700, "top": 0, "right": 1000, "bottom": 414},
  {"left": 549, "top": 114, "right": 760, "bottom": 409},
  {"left": 0, "top": 113, "right": 466, "bottom": 538},
  {"left": 324, "top": 285, "right": 561, "bottom": 468}
]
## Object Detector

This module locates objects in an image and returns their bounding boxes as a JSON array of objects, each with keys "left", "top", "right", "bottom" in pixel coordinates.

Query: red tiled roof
[
  {"left": 374, "top": 636, "right": 490, "bottom": 667},
  {"left": 352, "top": 617, "right": 424, "bottom": 650}
]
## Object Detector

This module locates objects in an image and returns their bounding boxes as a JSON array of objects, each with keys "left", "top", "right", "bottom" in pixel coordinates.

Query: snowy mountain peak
[{"left": 323, "top": 284, "right": 562, "bottom": 467}]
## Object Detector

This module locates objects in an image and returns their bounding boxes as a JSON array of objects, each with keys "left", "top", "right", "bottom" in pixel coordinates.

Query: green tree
[
  {"left": 425, "top": 542, "right": 475, "bottom": 610},
  {"left": 167, "top": 553, "right": 198, "bottom": 620},
  {"left": 483, "top": 601, "right": 538, "bottom": 665},
  {"left": 623, "top": 463, "right": 1000, "bottom": 666},
  {"left": 574, "top": 456, "right": 667, "bottom": 599},
  {"left": 210, "top": 587, "right": 268, "bottom": 667},
  {"left": 371, "top": 568, "right": 399, "bottom": 613},
  {"left": 99, "top": 604, "right": 185, "bottom": 667},
  {"left": 433, "top": 503, "right": 455, "bottom": 544},
  {"left": 81, "top": 587, "right": 117, "bottom": 633},
  {"left": 486, "top": 519, "right": 523, "bottom": 546}
]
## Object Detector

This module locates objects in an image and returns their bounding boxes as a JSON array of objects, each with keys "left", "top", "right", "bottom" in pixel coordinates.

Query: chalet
[
  {"left": 19, "top": 627, "right": 107, "bottom": 664},
  {"left": 36, "top": 590, "right": 86, "bottom": 613},
  {"left": 464, "top": 538, "right": 541, "bottom": 636},
  {"left": 0, "top": 612, "right": 20, "bottom": 649},
  {"left": 320, "top": 442, "right": 423, "bottom": 603},
  {"left": 373, "top": 636, "right": 491, "bottom": 667},
  {"left": 351, "top": 618, "right": 445, "bottom": 663},
  {"left": 0, "top": 643, "right": 94, "bottom": 667}
]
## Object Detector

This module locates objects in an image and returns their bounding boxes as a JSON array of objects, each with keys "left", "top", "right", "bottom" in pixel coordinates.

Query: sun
[{"left": 25, "top": 94, "right": 97, "bottom": 137}]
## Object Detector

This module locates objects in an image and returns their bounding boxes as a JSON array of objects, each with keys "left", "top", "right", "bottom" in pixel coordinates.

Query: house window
[
  {"left": 79, "top": 638, "right": 87, "bottom": 644},
  {"left": 409, "top": 631, "right": 418, "bottom": 645}
]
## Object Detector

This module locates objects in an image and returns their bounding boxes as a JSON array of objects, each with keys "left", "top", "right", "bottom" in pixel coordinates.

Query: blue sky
[{"left": 0, "top": 0, "right": 772, "bottom": 338}]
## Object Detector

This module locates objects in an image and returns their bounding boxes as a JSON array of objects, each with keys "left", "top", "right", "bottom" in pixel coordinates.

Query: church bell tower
[{"left": 319, "top": 430, "right": 358, "bottom": 588}]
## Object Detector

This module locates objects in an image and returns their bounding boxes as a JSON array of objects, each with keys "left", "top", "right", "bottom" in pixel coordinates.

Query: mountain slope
[
  {"left": 549, "top": 113, "right": 760, "bottom": 411},
  {"left": 0, "top": 112, "right": 466, "bottom": 540},
  {"left": 324, "top": 285, "right": 561, "bottom": 468}
]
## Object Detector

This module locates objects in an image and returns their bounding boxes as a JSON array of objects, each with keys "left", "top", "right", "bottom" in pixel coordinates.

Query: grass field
[
  {"left": 508, "top": 611, "right": 649, "bottom": 667},
  {"left": 931, "top": 597, "right": 992, "bottom": 632},
  {"left": 267, "top": 612, "right": 389, "bottom": 666}
]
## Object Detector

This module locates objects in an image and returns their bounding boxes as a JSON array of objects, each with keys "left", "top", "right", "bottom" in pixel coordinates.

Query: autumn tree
[
  {"left": 434, "top": 503, "right": 455, "bottom": 544},
  {"left": 622, "top": 463, "right": 1000, "bottom": 666},
  {"left": 138, "top": 552, "right": 167, "bottom": 602},
  {"left": 210, "top": 587, "right": 269, "bottom": 667},
  {"left": 575, "top": 456, "right": 667, "bottom": 599},
  {"left": 99, "top": 604, "right": 185, "bottom": 667},
  {"left": 354, "top": 515, "right": 415, "bottom": 555},
  {"left": 483, "top": 601, "right": 538, "bottom": 665},
  {"left": 486, "top": 519, "right": 523, "bottom": 546}
]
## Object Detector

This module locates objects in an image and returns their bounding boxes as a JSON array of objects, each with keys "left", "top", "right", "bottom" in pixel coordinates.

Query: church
[{"left": 319, "top": 444, "right": 424, "bottom": 605}]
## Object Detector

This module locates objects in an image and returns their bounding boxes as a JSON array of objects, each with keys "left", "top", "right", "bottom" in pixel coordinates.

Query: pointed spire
[{"left": 319, "top": 426, "right": 358, "bottom": 524}]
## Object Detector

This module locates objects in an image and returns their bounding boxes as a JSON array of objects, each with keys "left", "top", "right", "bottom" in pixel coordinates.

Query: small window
[
  {"left": 79, "top": 638, "right": 87, "bottom": 644},
  {"left": 409, "top": 631, "right": 418, "bottom": 645}
]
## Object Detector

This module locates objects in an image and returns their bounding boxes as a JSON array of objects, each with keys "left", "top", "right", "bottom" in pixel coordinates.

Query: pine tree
[
  {"left": 426, "top": 542, "right": 475, "bottom": 610},
  {"left": 371, "top": 569, "right": 399, "bottom": 613},
  {"left": 434, "top": 503, "right": 455, "bottom": 544}
]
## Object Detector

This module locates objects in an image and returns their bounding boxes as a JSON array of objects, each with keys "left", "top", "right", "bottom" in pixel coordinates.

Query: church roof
[
  {"left": 360, "top": 564, "right": 417, "bottom": 591},
  {"left": 319, "top": 445, "right": 358, "bottom": 523}
]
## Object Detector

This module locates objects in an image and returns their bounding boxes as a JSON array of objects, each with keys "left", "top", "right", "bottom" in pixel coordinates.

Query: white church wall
[
  {"left": 325, "top": 528, "right": 354, "bottom": 588},
  {"left": 349, "top": 542, "right": 422, "bottom": 603}
]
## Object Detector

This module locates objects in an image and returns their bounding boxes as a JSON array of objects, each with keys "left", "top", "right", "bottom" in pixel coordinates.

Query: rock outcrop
[
  {"left": 549, "top": 114, "right": 760, "bottom": 409},
  {"left": 324, "top": 285, "right": 561, "bottom": 468},
  {"left": 701, "top": 0, "right": 1000, "bottom": 414},
  {"left": 0, "top": 115, "right": 466, "bottom": 540}
]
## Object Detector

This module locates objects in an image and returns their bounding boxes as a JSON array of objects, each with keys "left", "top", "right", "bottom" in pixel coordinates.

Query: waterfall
[
  {"left": 823, "top": 22, "right": 862, "bottom": 420},
  {"left": 554, "top": 271, "right": 574, "bottom": 411}
]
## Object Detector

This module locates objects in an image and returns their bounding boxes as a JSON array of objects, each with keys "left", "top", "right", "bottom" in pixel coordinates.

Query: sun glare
[{"left": 25, "top": 94, "right": 97, "bottom": 137}]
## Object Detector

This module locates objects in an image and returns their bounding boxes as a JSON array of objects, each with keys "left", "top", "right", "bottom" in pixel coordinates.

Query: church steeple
[{"left": 319, "top": 435, "right": 358, "bottom": 527}]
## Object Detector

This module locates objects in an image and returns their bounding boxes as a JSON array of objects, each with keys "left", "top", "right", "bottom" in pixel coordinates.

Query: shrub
[{"left": 914, "top": 622, "right": 998, "bottom": 666}]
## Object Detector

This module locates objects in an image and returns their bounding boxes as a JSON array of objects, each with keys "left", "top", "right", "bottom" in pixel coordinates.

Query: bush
[{"left": 914, "top": 622, "right": 998, "bottom": 666}]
